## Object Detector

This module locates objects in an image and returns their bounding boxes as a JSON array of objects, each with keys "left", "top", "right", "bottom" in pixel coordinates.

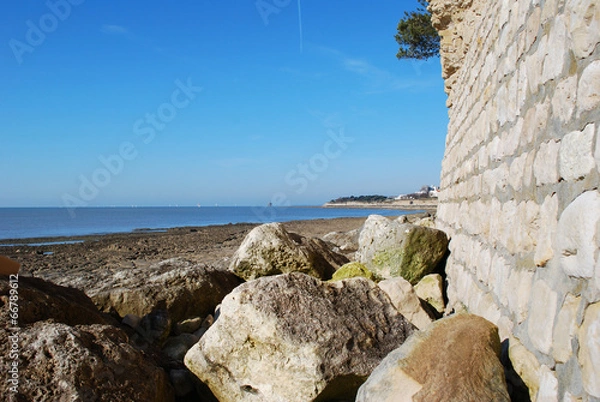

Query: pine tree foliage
[{"left": 395, "top": 0, "right": 440, "bottom": 60}]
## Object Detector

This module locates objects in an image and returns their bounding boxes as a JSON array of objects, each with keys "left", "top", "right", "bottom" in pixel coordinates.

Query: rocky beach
[
  {"left": 0, "top": 212, "right": 530, "bottom": 401},
  {"left": 1, "top": 217, "right": 371, "bottom": 279}
]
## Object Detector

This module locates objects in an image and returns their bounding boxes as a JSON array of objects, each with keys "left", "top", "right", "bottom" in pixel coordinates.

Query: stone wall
[{"left": 430, "top": 0, "right": 600, "bottom": 400}]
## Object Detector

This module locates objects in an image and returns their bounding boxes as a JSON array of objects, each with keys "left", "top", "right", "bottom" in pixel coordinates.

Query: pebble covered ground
[{"left": 2, "top": 217, "right": 375, "bottom": 278}]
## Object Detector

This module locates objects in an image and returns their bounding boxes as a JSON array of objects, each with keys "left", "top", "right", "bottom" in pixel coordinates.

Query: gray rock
[
  {"left": 356, "top": 314, "right": 510, "bottom": 402},
  {"left": 2, "top": 321, "right": 174, "bottom": 402},
  {"left": 322, "top": 228, "right": 360, "bottom": 254},
  {"left": 185, "top": 273, "right": 416, "bottom": 402},
  {"left": 163, "top": 333, "right": 200, "bottom": 361},
  {"left": 89, "top": 258, "right": 242, "bottom": 323},
  {"left": 133, "top": 309, "right": 172, "bottom": 347},
  {"left": 122, "top": 313, "right": 142, "bottom": 329},
  {"left": 229, "top": 223, "right": 348, "bottom": 281},
  {"left": 0, "top": 275, "right": 111, "bottom": 328},
  {"left": 357, "top": 215, "right": 449, "bottom": 284},
  {"left": 169, "top": 368, "right": 196, "bottom": 397}
]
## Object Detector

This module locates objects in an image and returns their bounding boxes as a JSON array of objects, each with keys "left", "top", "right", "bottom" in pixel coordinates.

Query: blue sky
[{"left": 1, "top": 0, "right": 448, "bottom": 207}]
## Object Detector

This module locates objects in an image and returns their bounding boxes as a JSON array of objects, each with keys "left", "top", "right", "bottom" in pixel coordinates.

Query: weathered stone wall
[{"left": 430, "top": 0, "right": 600, "bottom": 400}]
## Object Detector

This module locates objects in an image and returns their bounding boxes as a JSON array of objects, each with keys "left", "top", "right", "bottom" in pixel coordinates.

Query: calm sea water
[{"left": 0, "top": 207, "right": 413, "bottom": 241}]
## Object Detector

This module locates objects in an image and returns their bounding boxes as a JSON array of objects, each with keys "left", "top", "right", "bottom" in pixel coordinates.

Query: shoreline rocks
[
  {"left": 2, "top": 215, "right": 477, "bottom": 401},
  {"left": 356, "top": 215, "right": 449, "bottom": 284},
  {"left": 90, "top": 258, "right": 242, "bottom": 324},
  {"left": 229, "top": 223, "right": 348, "bottom": 281},
  {"left": 0, "top": 275, "right": 175, "bottom": 402},
  {"left": 185, "top": 273, "right": 416, "bottom": 402},
  {"left": 356, "top": 314, "right": 510, "bottom": 402}
]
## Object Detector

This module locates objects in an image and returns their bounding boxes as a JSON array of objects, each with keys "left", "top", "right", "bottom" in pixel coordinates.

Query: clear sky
[{"left": 1, "top": 0, "right": 448, "bottom": 207}]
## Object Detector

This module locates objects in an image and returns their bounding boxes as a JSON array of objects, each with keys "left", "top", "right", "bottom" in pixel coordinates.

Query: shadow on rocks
[{"left": 501, "top": 339, "right": 532, "bottom": 402}]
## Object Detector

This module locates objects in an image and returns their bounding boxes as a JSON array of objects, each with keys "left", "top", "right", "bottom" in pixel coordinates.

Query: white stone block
[
  {"left": 526, "top": 48, "right": 544, "bottom": 94},
  {"left": 578, "top": 60, "right": 600, "bottom": 114},
  {"left": 526, "top": 6, "right": 542, "bottom": 52},
  {"left": 535, "top": 194, "right": 559, "bottom": 267},
  {"left": 507, "top": 269, "right": 534, "bottom": 324},
  {"left": 552, "top": 293, "right": 580, "bottom": 363},
  {"left": 509, "top": 335, "right": 542, "bottom": 400},
  {"left": 507, "top": 67, "right": 519, "bottom": 123},
  {"left": 491, "top": 253, "right": 512, "bottom": 307},
  {"left": 536, "top": 365, "right": 559, "bottom": 402},
  {"left": 541, "top": 0, "right": 559, "bottom": 24},
  {"left": 496, "top": 163, "right": 510, "bottom": 193},
  {"left": 510, "top": 153, "right": 528, "bottom": 191},
  {"left": 489, "top": 198, "right": 503, "bottom": 248},
  {"left": 524, "top": 149, "right": 536, "bottom": 189},
  {"left": 542, "top": 15, "right": 568, "bottom": 83},
  {"left": 476, "top": 245, "right": 492, "bottom": 284},
  {"left": 556, "top": 191, "right": 600, "bottom": 279},
  {"left": 578, "top": 302, "right": 600, "bottom": 397},
  {"left": 517, "top": 0, "right": 531, "bottom": 31},
  {"left": 527, "top": 279, "right": 558, "bottom": 355},
  {"left": 501, "top": 120, "right": 521, "bottom": 161},
  {"left": 523, "top": 107, "right": 537, "bottom": 147},
  {"left": 518, "top": 59, "right": 528, "bottom": 105},
  {"left": 596, "top": 124, "right": 600, "bottom": 174},
  {"left": 497, "top": 83, "right": 509, "bottom": 126},
  {"left": 567, "top": 0, "right": 600, "bottom": 59},
  {"left": 519, "top": 200, "right": 541, "bottom": 253},
  {"left": 559, "top": 124, "right": 596, "bottom": 181},
  {"left": 498, "top": 200, "right": 518, "bottom": 253},
  {"left": 496, "top": 315, "right": 514, "bottom": 342},
  {"left": 523, "top": 102, "right": 550, "bottom": 147},
  {"left": 480, "top": 292, "right": 503, "bottom": 325},
  {"left": 551, "top": 75, "right": 577, "bottom": 123},
  {"left": 534, "top": 140, "right": 561, "bottom": 186}
]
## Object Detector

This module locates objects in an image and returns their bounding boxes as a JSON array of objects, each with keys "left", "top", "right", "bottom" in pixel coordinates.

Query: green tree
[{"left": 395, "top": 0, "right": 439, "bottom": 60}]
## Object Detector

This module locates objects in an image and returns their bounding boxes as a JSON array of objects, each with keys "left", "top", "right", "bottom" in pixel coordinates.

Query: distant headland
[{"left": 323, "top": 186, "right": 439, "bottom": 212}]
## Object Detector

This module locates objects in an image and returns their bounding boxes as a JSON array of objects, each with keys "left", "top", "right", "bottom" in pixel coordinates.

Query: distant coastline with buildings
[{"left": 323, "top": 185, "right": 439, "bottom": 212}]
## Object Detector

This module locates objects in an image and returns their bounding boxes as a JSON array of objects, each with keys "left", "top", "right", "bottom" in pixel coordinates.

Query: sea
[{"left": 0, "top": 206, "right": 415, "bottom": 242}]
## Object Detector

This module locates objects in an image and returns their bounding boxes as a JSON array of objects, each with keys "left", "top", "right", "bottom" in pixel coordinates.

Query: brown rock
[
  {"left": 0, "top": 275, "right": 111, "bottom": 327},
  {"left": 356, "top": 314, "right": 510, "bottom": 402}
]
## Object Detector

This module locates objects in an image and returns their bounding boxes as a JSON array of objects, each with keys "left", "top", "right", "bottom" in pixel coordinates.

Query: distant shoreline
[{"left": 323, "top": 199, "right": 438, "bottom": 212}]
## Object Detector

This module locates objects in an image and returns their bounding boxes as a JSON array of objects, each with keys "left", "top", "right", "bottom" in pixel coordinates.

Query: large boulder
[
  {"left": 356, "top": 314, "right": 510, "bottom": 402},
  {"left": 356, "top": 215, "right": 449, "bottom": 284},
  {"left": 88, "top": 258, "right": 242, "bottom": 323},
  {"left": 0, "top": 276, "right": 174, "bottom": 401},
  {"left": 0, "top": 275, "right": 112, "bottom": 327},
  {"left": 229, "top": 223, "right": 348, "bottom": 281},
  {"left": 2, "top": 321, "right": 174, "bottom": 402},
  {"left": 185, "top": 273, "right": 416, "bottom": 402}
]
